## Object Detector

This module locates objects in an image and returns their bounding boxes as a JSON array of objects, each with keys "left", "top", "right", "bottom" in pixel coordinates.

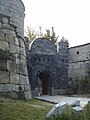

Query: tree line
[{"left": 25, "top": 26, "right": 59, "bottom": 45}]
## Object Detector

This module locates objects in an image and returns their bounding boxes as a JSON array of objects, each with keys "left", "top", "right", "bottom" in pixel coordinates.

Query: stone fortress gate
[
  {"left": 0, "top": 0, "right": 31, "bottom": 99},
  {"left": 26, "top": 38, "right": 69, "bottom": 97}
]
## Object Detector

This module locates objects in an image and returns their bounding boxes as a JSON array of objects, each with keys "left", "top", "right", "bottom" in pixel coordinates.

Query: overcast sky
[{"left": 22, "top": 0, "right": 90, "bottom": 47}]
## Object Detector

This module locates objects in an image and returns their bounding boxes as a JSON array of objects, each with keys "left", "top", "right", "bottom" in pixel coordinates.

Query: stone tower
[{"left": 0, "top": 0, "right": 31, "bottom": 99}]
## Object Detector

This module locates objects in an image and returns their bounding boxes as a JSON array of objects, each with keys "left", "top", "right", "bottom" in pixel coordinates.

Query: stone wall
[
  {"left": 0, "top": 0, "right": 31, "bottom": 99},
  {"left": 68, "top": 43, "right": 90, "bottom": 94}
]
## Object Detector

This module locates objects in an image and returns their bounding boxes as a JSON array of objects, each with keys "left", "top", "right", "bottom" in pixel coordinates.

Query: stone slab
[
  {"left": 72, "top": 106, "right": 83, "bottom": 112},
  {"left": 35, "top": 95, "right": 90, "bottom": 107},
  {"left": 46, "top": 101, "right": 66, "bottom": 118}
]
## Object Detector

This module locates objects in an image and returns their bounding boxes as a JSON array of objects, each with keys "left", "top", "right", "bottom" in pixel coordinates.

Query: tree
[
  {"left": 25, "top": 26, "right": 37, "bottom": 44},
  {"left": 25, "top": 26, "right": 59, "bottom": 44},
  {"left": 44, "top": 27, "right": 59, "bottom": 44}
]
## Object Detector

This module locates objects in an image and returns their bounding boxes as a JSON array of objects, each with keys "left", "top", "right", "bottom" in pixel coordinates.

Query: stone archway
[{"left": 38, "top": 71, "right": 50, "bottom": 95}]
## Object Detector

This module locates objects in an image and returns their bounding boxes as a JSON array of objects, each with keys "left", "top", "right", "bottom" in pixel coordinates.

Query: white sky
[{"left": 22, "top": 0, "right": 90, "bottom": 47}]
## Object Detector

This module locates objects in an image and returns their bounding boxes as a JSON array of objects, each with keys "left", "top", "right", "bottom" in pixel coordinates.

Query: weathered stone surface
[
  {"left": 10, "top": 73, "right": 20, "bottom": 84},
  {"left": 3, "top": 29, "right": 11, "bottom": 35},
  {"left": 19, "top": 38, "right": 25, "bottom": 48},
  {"left": 0, "top": 41, "right": 9, "bottom": 51},
  {"left": 9, "top": 53, "right": 16, "bottom": 61},
  {"left": 16, "top": 46, "right": 20, "bottom": 54},
  {"left": 25, "top": 91, "right": 32, "bottom": 99},
  {"left": 0, "top": 30, "right": 4, "bottom": 40},
  {"left": 15, "top": 85, "right": 20, "bottom": 92},
  {"left": 19, "top": 85, "right": 24, "bottom": 91},
  {"left": 19, "top": 55, "right": 26, "bottom": 61},
  {"left": 2, "top": 24, "right": 14, "bottom": 30},
  {"left": 20, "top": 75, "right": 29, "bottom": 85},
  {"left": 4, "top": 84, "right": 16, "bottom": 92},
  {"left": 71, "top": 99, "right": 81, "bottom": 107},
  {"left": 0, "top": 71, "right": 9, "bottom": 83},
  {"left": 46, "top": 101, "right": 66, "bottom": 118},
  {"left": 0, "top": 84, "right": 4, "bottom": 92},
  {"left": 15, "top": 37, "right": 19, "bottom": 46},
  {"left": 20, "top": 47, "right": 26, "bottom": 55},
  {"left": 17, "top": 91, "right": 25, "bottom": 99},
  {"left": 10, "top": 31, "right": 16, "bottom": 37},
  {"left": 8, "top": 92, "right": 18, "bottom": 99},
  {"left": 19, "top": 59, "right": 27, "bottom": 67},
  {"left": 0, "top": 59, "right": 7, "bottom": 71},
  {"left": 2, "top": 17, "right": 8, "bottom": 24},
  {"left": 19, "top": 66, "right": 28, "bottom": 76},
  {"left": 0, "top": 22, "right": 2, "bottom": 28},
  {"left": 16, "top": 58, "right": 20, "bottom": 65},
  {"left": 5, "top": 35, "right": 15, "bottom": 44},
  {"left": 16, "top": 64, "right": 20, "bottom": 74},
  {"left": 24, "top": 85, "right": 31, "bottom": 91},
  {"left": 7, "top": 60, "right": 16, "bottom": 72},
  {"left": 10, "top": 44, "right": 17, "bottom": 54},
  {"left": 0, "top": 50, "right": 9, "bottom": 59},
  {"left": 72, "top": 106, "right": 83, "bottom": 112}
]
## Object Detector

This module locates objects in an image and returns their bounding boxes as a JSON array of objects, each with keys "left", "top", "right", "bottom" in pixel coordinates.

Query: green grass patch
[
  {"left": 0, "top": 96, "right": 52, "bottom": 120},
  {"left": 0, "top": 96, "right": 90, "bottom": 120}
]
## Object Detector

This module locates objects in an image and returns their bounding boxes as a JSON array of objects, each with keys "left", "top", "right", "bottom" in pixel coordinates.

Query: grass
[
  {"left": 47, "top": 104, "right": 90, "bottom": 120},
  {"left": 0, "top": 96, "right": 52, "bottom": 120},
  {"left": 0, "top": 95, "right": 90, "bottom": 120}
]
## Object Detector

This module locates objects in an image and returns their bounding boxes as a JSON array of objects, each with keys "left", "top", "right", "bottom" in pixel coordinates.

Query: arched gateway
[
  {"left": 26, "top": 38, "right": 69, "bottom": 97},
  {"left": 38, "top": 71, "right": 50, "bottom": 95},
  {"left": 36, "top": 69, "right": 53, "bottom": 96}
]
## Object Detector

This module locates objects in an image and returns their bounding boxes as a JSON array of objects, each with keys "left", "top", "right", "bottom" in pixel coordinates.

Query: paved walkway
[{"left": 35, "top": 95, "right": 90, "bottom": 106}]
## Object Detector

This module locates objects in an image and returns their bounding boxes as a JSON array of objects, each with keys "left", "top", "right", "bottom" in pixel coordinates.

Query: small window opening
[
  {"left": 43, "top": 59, "right": 45, "bottom": 61},
  {"left": 39, "top": 58, "right": 41, "bottom": 61},
  {"left": 62, "top": 59, "right": 64, "bottom": 62},
  {"left": 47, "top": 59, "right": 49, "bottom": 61},
  {"left": 76, "top": 51, "right": 79, "bottom": 54}
]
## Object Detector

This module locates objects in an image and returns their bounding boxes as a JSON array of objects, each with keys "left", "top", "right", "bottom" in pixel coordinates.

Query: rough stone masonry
[{"left": 0, "top": 0, "right": 31, "bottom": 99}]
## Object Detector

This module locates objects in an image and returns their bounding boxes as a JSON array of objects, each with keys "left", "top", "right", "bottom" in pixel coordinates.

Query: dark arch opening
[{"left": 39, "top": 72, "right": 50, "bottom": 95}]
